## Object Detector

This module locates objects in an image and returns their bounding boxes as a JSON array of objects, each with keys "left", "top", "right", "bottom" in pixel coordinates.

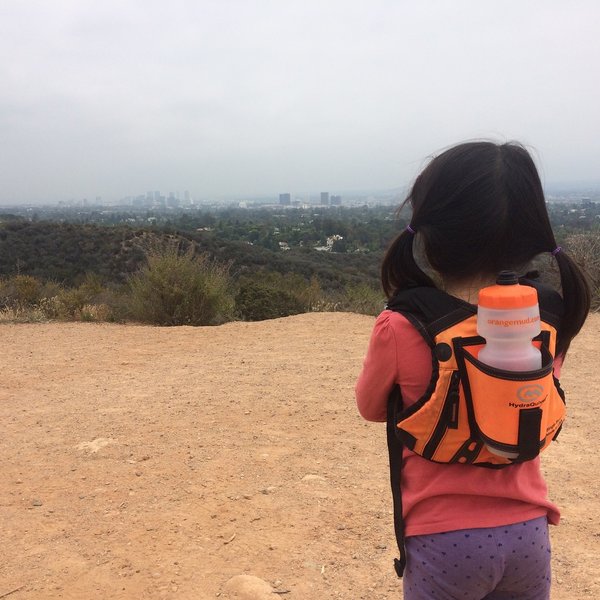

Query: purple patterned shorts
[{"left": 403, "top": 516, "right": 551, "bottom": 600}]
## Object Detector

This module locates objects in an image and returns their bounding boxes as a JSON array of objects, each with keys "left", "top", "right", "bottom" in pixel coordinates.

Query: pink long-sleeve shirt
[{"left": 356, "top": 309, "right": 560, "bottom": 537}]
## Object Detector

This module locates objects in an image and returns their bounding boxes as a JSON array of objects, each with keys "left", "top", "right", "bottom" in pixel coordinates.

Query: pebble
[
  {"left": 223, "top": 574, "right": 275, "bottom": 599},
  {"left": 301, "top": 474, "right": 326, "bottom": 483}
]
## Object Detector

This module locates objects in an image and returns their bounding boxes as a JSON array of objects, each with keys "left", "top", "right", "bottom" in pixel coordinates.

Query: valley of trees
[{"left": 0, "top": 202, "right": 598, "bottom": 325}]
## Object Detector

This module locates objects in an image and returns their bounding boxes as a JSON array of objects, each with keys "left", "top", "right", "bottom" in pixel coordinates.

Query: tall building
[
  {"left": 279, "top": 193, "right": 291, "bottom": 205},
  {"left": 330, "top": 194, "right": 342, "bottom": 206},
  {"left": 320, "top": 192, "right": 329, "bottom": 205}
]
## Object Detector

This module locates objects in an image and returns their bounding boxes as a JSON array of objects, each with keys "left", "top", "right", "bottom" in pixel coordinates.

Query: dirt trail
[{"left": 1, "top": 313, "right": 598, "bottom": 599}]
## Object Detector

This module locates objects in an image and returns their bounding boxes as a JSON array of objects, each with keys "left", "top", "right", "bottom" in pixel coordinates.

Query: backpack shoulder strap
[
  {"left": 384, "top": 287, "right": 475, "bottom": 578},
  {"left": 386, "top": 286, "right": 477, "bottom": 342},
  {"left": 388, "top": 280, "right": 563, "bottom": 336}
]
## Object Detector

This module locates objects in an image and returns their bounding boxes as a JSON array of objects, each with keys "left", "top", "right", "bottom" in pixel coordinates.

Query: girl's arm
[
  {"left": 356, "top": 310, "right": 433, "bottom": 422},
  {"left": 355, "top": 311, "right": 399, "bottom": 422}
]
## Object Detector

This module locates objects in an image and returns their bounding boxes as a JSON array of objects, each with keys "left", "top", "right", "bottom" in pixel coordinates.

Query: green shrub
[
  {"left": 125, "top": 242, "right": 234, "bottom": 325},
  {"left": 565, "top": 231, "right": 600, "bottom": 311},
  {"left": 233, "top": 270, "right": 322, "bottom": 320},
  {"left": 56, "top": 273, "right": 105, "bottom": 317},
  {"left": 0, "top": 274, "right": 43, "bottom": 307},
  {"left": 235, "top": 281, "right": 306, "bottom": 321},
  {"left": 335, "top": 283, "right": 385, "bottom": 316},
  {"left": 13, "top": 275, "right": 42, "bottom": 305}
]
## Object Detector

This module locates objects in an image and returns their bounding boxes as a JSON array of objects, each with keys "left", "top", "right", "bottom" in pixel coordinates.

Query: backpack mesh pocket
[{"left": 455, "top": 338, "right": 565, "bottom": 460}]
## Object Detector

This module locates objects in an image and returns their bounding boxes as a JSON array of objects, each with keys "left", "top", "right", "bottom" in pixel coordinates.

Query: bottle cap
[
  {"left": 495, "top": 271, "right": 519, "bottom": 285},
  {"left": 478, "top": 271, "right": 538, "bottom": 309}
]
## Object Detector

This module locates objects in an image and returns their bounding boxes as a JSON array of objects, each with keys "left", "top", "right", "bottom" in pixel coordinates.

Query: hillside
[
  {"left": 1, "top": 313, "right": 599, "bottom": 599},
  {"left": 0, "top": 219, "right": 381, "bottom": 291}
]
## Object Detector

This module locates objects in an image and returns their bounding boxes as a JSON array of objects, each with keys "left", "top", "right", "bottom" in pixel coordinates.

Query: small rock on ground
[{"left": 223, "top": 574, "right": 276, "bottom": 599}]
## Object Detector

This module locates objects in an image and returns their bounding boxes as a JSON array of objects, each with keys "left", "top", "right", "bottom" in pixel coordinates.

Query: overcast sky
[{"left": 1, "top": 1, "right": 599, "bottom": 203}]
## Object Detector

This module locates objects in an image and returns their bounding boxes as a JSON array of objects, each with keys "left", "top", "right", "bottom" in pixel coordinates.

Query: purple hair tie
[
  {"left": 406, "top": 225, "right": 416, "bottom": 235},
  {"left": 551, "top": 246, "right": 562, "bottom": 256}
]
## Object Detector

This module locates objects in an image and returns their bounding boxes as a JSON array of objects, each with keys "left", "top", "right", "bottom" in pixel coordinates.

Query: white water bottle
[
  {"left": 477, "top": 271, "right": 542, "bottom": 372},
  {"left": 477, "top": 272, "right": 542, "bottom": 459}
]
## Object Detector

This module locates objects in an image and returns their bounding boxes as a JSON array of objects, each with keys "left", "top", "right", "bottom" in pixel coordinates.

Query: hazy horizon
[
  {"left": 2, "top": 178, "right": 600, "bottom": 209},
  {"left": 2, "top": 1, "right": 600, "bottom": 204}
]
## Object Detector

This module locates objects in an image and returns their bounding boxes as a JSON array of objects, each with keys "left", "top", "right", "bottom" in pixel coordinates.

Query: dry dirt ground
[{"left": 1, "top": 312, "right": 599, "bottom": 600}]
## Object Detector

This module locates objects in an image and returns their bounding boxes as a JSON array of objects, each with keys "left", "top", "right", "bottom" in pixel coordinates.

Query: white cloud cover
[{"left": 1, "top": 0, "right": 599, "bottom": 202}]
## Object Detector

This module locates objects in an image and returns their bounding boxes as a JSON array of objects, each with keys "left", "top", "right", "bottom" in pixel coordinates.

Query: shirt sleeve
[
  {"left": 356, "top": 310, "right": 434, "bottom": 422},
  {"left": 355, "top": 311, "right": 399, "bottom": 422}
]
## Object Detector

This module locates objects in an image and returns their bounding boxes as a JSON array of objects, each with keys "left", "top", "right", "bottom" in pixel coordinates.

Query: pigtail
[
  {"left": 381, "top": 229, "right": 436, "bottom": 298},
  {"left": 553, "top": 249, "right": 591, "bottom": 356}
]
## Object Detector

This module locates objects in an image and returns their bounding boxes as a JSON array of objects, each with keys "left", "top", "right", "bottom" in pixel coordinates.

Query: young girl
[{"left": 356, "top": 141, "right": 590, "bottom": 600}]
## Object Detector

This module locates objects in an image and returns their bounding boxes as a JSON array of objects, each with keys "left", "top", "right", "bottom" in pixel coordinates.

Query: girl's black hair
[{"left": 381, "top": 141, "right": 590, "bottom": 356}]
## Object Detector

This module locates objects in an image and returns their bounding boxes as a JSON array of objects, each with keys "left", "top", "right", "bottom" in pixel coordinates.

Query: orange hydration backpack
[{"left": 384, "top": 277, "right": 565, "bottom": 577}]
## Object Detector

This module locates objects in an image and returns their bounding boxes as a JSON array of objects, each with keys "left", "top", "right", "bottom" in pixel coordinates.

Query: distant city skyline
[
  {"left": 1, "top": 2, "right": 600, "bottom": 204},
  {"left": 0, "top": 182, "right": 600, "bottom": 211},
  {"left": 3, "top": 179, "right": 600, "bottom": 209}
]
